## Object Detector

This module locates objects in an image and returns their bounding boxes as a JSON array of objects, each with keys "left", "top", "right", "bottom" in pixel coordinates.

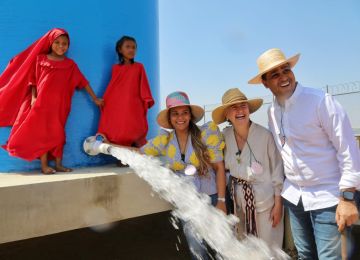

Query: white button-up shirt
[{"left": 268, "top": 83, "right": 360, "bottom": 211}]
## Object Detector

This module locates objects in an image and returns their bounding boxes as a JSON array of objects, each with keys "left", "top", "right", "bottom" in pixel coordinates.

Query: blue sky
[{"left": 159, "top": 0, "right": 360, "bottom": 112}]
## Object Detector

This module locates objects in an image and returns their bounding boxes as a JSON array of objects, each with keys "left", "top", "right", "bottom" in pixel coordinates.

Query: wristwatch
[{"left": 340, "top": 190, "right": 355, "bottom": 201}]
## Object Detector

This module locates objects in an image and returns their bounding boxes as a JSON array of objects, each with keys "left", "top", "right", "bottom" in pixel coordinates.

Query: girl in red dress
[
  {"left": 0, "top": 28, "right": 104, "bottom": 174},
  {"left": 97, "top": 36, "right": 154, "bottom": 164}
]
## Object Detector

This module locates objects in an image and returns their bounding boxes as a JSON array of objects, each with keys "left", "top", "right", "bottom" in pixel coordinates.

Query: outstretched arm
[
  {"left": 84, "top": 85, "right": 104, "bottom": 107},
  {"left": 96, "top": 133, "right": 141, "bottom": 153}
]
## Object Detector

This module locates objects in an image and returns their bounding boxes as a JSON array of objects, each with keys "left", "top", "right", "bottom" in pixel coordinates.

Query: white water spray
[{"left": 83, "top": 136, "right": 289, "bottom": 260}]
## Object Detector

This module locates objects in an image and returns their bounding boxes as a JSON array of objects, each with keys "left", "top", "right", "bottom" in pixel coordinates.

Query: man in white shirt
[{"left": 248, "top": 48, "right": 360, "bottom": 259}]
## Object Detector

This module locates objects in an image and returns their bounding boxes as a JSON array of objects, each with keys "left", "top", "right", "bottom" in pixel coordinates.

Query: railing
[{"left": 323, "top": 81, "right": 360, "bottom": 96}]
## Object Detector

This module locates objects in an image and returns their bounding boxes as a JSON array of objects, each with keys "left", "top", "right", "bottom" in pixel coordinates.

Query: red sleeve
[
  {"left": 139, "top": 64, "right": 154, "bottom": 109},
  {"left": 73, "top": 64, "right": 89, "bottom": 89}
]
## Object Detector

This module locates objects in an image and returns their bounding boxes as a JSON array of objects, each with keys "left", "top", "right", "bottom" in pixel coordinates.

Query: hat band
[
  {"left": 166, "top": 97, "right": 190, "bottom": 108},
  {"left": 258, "top": 59, "right": 288, "bottom": 74},
  {"left": 223, "top": 96, "right": 247, "bottom": 105}
]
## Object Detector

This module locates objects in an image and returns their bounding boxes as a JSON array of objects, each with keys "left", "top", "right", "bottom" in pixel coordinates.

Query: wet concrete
[{"left": 0, "top": 211, "right": 191, "bottom": 260}]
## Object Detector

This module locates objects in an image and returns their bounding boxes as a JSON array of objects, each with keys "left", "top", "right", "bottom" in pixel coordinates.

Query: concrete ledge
[
  {"left": 0, "top": 166, "right": 172, "bottom": 244},
  {"left": 0, "top": 211, "right": 191, "bottom": 260}
]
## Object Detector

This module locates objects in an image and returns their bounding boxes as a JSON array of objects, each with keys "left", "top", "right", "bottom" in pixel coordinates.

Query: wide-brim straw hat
[
  {"left": 212, "top": 88, "right": 263, "bottom": 124},
  {"left": 157, "top": 91, "right": 204, "bottom": 129},
  {"left": 248, "top": 48, "right": 300, "bottom": 84}
]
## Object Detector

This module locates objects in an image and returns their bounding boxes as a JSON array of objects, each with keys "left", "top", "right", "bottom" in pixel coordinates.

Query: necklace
[
  {"left": 175, "top": 131, "right": 189, "bottom": 161},
  {"left": 233, "top": 129, "right": 247, "bottom": 164},
  {"left": 233, "top": 127, "right": 260, "bottom": 167},
  {"left": 175, "top": 132, "right": 196, "bottom": 176}
]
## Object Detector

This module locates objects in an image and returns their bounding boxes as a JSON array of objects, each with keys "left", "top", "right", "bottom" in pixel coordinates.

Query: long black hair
[{"left": 115, "top": 36, "right": 137, "bottom": 64}]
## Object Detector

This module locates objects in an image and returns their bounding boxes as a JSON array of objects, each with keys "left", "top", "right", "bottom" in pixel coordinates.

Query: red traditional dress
[
  {"left": 0, "top": 28, "right": 68, "bottom": 126},
  {"left": 97, "top": 62, "right": 154, "bottom": 147},
  {"left": 0, "top": 28, "right": 88, "bottom": 160},
  {"left": 3, "top": 55, "right": 88, "bottom": 160}
]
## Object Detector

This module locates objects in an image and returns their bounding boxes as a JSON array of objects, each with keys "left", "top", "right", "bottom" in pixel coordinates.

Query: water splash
[
  {"left": 83, "top": 138, "right": 289, "bottom": 259},
  {"left": 83, "top": 206, "right": 115, "bottom": 233}
]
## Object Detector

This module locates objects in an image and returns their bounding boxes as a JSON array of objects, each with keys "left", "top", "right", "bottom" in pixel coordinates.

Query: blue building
[
  {"left": 0, "top": 0, "right": 160, "bottom": 172},
  {"left": 0, "top": 2, "right": 191, "bottom": 259}
]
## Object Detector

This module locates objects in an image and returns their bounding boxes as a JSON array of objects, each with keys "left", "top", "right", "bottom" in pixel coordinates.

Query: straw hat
[
  {"left": 248, "top": 48, "right": 300, "bottom": 84},
  {"left": 157, "top": 91, "right": 204, "bottom": 129},
  {"left": 212, "top": 88, "right": 263, "bottom": 124}
]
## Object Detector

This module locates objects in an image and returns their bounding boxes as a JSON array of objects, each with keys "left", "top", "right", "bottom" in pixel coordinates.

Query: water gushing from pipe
[{"left": 83, "top": 136, "right": 289, "bottom": 260}]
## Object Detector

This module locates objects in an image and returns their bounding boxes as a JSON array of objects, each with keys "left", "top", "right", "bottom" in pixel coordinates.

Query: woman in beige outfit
[{"left": 212, "top": 88, "right": 284, "bottom": 247}]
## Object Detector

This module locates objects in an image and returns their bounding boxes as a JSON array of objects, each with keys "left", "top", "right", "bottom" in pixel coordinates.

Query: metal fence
[{"left": 202, "top": 81, "right": 360, "bottom": 124}]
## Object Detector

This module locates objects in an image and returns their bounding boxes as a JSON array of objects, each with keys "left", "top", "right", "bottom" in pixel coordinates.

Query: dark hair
[
  {"left": 115, "top": 36, "right": 137, "bottom": 64},
  {"left": 261, "top": 73, "right": 267, "bottom": 81}
]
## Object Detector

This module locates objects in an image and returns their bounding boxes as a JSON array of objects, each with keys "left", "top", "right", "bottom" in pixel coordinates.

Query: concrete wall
[
  {"left": 0, "top": 0, "right": 159, "bottom": 172},
  {"left": 0, "top": 167, "right": 171, "bottom": 244}
]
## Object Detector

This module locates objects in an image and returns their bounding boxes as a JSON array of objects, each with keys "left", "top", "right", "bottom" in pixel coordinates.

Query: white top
[
  {"left": 223, "top": 123, "right": 284, "bottom": 212},
  {"left": 268, "top": 83, "right": 360, "bottom": 211}
]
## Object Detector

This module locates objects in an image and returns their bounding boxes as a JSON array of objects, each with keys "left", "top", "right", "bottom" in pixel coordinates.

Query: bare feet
[
  {"left": 55, "top": 165, "right": 73, "bottom": 172},
  {"left": 42, "top": 166, "right": 56, "bottom": 175},
  {"left": 40, "top": 152, "right": 55, "bottom": 174}
]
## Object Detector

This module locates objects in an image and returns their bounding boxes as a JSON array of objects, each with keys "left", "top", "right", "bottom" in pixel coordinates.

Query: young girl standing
[
  {"left": 0, "top": 28, "right": 104, "bottom": 174},
  {"left": 97, "top": 36, "right": 154, "bottom": 154}
]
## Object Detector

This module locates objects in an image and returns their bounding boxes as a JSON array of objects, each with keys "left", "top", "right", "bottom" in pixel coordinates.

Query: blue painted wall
[{"left": 0, "top": 0, "right": 159, "bottom": 172}]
